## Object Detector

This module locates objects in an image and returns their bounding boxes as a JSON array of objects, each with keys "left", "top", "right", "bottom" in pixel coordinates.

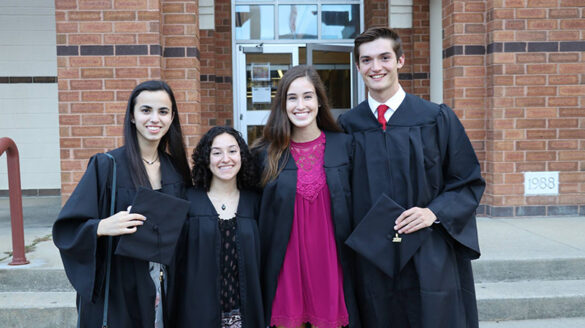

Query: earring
[{"left": 131, "top": 119, "right": 135, "bottom": 123}]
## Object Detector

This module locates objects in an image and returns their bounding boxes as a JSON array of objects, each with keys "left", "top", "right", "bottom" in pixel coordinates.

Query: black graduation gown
[
  {"left": 338, "top": 95, "right": 486, "bottom": 328},
  {"left": 257, "top": 131, "right": 361, "bottom": 328},
  {"left": 169, "top": 188, "right": 264, "bottom": 328},
  {"left": 53, "top": 147, "right": 187, "bottom": 328}
]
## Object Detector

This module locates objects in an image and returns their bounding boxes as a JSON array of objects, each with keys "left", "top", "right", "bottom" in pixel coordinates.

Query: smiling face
[
  {"left": 356, "top": 37, "right": 405, "bottom": 102},
  {"left": 132, "top": 90, "right": 174, "bottom": 148},
  {"left": 285, "top": 76, "right": 320, "bottom": 138},
  {"left": 209, "top": 133, "right": 241, "bottom": 184}
]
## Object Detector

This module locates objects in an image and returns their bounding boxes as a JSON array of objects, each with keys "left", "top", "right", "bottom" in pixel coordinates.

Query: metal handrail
[{"left": 0, "top": 137, "right": 29, "bottom": 265}]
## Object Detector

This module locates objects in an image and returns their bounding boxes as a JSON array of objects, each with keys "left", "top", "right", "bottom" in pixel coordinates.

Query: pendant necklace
[
  {"left": 208, "top": 190, "right": 239, "bottom": 214},
  {"left": 142, "top": 154, "right": 159, "bottom": 165}
]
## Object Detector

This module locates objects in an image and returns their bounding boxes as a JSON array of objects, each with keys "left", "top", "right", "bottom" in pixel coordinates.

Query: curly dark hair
[{"left": 191, "top": 126, "right": 258, "bottom": 191}]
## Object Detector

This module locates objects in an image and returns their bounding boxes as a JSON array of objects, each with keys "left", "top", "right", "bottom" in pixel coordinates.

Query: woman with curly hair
[{"left": 169, "top": 126, "right": 264, "bottom": 328}]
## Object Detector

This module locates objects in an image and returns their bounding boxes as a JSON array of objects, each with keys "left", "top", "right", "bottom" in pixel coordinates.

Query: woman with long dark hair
[
  {"left": 170, "top": 126, "right": 264, "bottom": 328},
  {"left": 252, "top": 65, "right": 360, "bottom": 328},
  {"left": 53, "top": 80, "right": 191, "bottom": 327}
]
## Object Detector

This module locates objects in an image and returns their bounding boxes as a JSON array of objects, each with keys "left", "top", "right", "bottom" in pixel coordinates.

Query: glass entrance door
[
  {"left": 306, "top": 44, "right": 364, "bottom": 118},
  {"left": 234, "top": 43, "right": 363, "bottom": 144},
  {"left": 235, "top": 45, "right": 299, "bottom": 144}
]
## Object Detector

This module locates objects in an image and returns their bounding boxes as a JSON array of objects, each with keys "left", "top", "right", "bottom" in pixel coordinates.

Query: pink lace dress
[{"left": 270, "top": 132, "right": 349, "bottom": 328}]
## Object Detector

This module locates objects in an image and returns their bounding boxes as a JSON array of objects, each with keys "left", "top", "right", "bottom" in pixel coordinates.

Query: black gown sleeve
[
  {"left": 52, "top": 154, "right": 112, "bottom": 302},
  {"left": 426, "top": 105, "right": 486, "bottom": 258}
]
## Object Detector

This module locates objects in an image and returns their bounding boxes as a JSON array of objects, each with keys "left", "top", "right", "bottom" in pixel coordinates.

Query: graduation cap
[
  {"left": 115, "top": 187, "right": 190, "bottom": 265},
  {"left": 345, "top": 193, "right": 430, "bottom": 278}
]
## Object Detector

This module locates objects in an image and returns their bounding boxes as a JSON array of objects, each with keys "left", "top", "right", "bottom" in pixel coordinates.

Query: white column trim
[{"left": 429, "top": 0, "right": 443, "bottom": 103}]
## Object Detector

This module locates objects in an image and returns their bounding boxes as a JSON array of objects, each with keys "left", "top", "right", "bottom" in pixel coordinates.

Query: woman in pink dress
[{"left": 252, "top": 65, "right": 361, "bottom": 328}]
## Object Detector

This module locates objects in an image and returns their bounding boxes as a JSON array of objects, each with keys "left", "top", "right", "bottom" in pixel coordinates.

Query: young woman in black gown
[
  {"left": 53, "top": 80, "right": 191, "bottom": 327},
  {"left": 170, "top": 126, "right": 264, "bottom": 328}
]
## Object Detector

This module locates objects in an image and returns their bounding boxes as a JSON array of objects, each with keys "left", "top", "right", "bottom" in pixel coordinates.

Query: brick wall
[
  {"left": 442, "top": 0, "right": 488, "bottom": 200},
  {"left": 395, "top": 27, "right": 414, "bottom": 94},
  {"left": 161, "top": 0, "right": 201, "bottom": 151},
  {"left": 55, "top": 0, "right": 200, "bottom": 200},
  {"left": 364, "top": 0, "right": 388, "bottom": 28},
  {"left": 198, "top": 0, "right": 233, "bottom": 141},
  {"left": 398, "top": 0, "right": 430, "bottom": 99},
  {"left": 481, "top": 0, "right": 585, "bottom": 216}
]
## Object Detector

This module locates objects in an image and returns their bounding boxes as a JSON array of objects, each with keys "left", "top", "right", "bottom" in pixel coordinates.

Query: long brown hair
[
  {"left": 123, "top": 80, "right": 191, "bottom": 188},
  {"left": 252, "top": 65, "right": 341, "bottom": 186}
]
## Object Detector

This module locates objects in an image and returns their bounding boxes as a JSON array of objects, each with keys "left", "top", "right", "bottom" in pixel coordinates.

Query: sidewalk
[
  {"left": 476, "top": 215, "right": 585, "bottom": 262},
  {"left": 0, "top": 196, "right": 62, "bottom": 269}
]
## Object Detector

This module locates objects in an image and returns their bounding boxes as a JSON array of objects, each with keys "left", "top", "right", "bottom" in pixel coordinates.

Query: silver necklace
[
  {"left": 142, "top": 154, "right": 159, "bottom": 165},
  {"left": 208, "top": 190, "right": 239, "bottom": 213}
]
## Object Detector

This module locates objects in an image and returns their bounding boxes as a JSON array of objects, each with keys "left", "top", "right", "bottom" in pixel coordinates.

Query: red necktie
[{"left": 377, "top": 104, "right": 389, "bottom": 130}]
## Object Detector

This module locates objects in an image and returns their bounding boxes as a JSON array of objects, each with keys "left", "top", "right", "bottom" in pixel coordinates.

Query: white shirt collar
[{"left": 368, "top": 86, "right": 406, "bottom": 119}]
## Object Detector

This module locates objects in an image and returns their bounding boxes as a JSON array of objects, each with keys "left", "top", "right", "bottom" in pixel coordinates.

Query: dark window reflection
[
  {"left": 318, "top": 68, "right": 351, "bottom": 109},
  {"left": 321, "top": 4, "right": 359, "bottom": 39},
  {"left": 247, "top": 125, "right": 264, "bottom": 145},
  {"left": 312, "top": 50, "right": 351, "bottom": 109}
]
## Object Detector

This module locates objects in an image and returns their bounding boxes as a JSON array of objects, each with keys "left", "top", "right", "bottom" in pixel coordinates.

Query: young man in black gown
[{"left": 339, "top": 27, "right": 486, "bottom": 328}]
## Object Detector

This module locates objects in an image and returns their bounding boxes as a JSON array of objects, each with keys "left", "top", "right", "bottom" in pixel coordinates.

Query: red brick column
[
  {"left": 483, "top": 0, "right": 585, "bottom": 216},
  {"left": 364, "top": 0, "right": 388, "bottom": 28},
  {"left": 199, "top": 29, "right": 217, "bottom": 134},
  {"left": 161, "top": 0, "right": 201, "bottom": 150},
  {"left": 198, "top": 0, "right": 233, "bottom": 136},
  {"left": 395, "top": 27, "right": 414, "bottom": 94},
  {"left": 442, "top": 0, "right": 487, "bottom": 214},
  {"left": 55, "top": 0, "right": 199, "bottom": 200},
  {"left": 410, "top": 0, "right": 430, "bottom": 99}
]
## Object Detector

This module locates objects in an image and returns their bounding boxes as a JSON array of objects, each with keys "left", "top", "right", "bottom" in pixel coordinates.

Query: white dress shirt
[{"left": 368, "top": 86, "right": 406, "bottom": 122}]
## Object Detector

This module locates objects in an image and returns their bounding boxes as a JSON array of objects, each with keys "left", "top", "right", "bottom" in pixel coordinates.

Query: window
[
  {"left": 234, "top": 0, "right": 361, "bottom": 41},
  {"left": 235, "top": 5, "right": 275, "bottom": 40},
  {"left": 321, "top": 4, "right": 359, "bottom": 39},
  {"left": 278, "top": 5, "right": 318, "bottom": 39}
]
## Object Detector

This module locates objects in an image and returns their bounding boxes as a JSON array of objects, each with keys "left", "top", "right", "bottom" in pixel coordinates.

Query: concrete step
[
  {"left": 473, "top": 257, "right": 585, "bottom": 283},
  {"left": 0, "top": 291, "right": 76, "bottom": 328},
  {"left": 480, "top": 317, "right": 585, "bottom": 328},
  {"left": 0, "top": 232, "right": 77, "bottom": 327},
  {"left": 474, "top": 217, "right": 585, "bottom": 324},
  {"left": 476, "top": 279, "right": 585, "bottom": 321},
  {"left": 0, "top": 268, "right": 72, "bottom": 292}
]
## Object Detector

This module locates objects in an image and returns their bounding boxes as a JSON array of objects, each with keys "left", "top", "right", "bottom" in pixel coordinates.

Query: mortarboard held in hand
[
  {"left": 115, "top": 187, "right": 190, "bottom": 265},
  {"left": 345, "top": 193, "right": 430, "bottom": 278}
]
